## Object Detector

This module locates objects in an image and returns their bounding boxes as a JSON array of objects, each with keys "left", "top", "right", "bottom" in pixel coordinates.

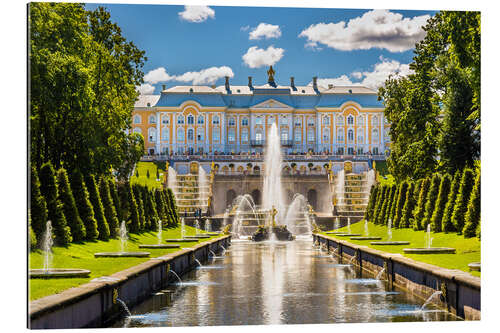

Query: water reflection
[{"left": 112, "top": 240, "right": 459, "bottom": 327}]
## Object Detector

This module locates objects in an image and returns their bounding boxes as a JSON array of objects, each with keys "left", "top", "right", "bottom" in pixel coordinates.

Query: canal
[{"left": 111, "top": 237, "right": 458, "bottom": 327}]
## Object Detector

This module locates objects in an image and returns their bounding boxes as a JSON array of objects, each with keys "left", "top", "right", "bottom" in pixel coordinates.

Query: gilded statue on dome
[{"left": 267, "top": 65, "right": 276, "bottom": 84}]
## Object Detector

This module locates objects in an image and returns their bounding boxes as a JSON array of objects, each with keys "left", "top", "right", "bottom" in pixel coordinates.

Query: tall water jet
[
  {"left": 205, "top": 219, "right": 212, "bottom": 233},
  {"left": 387, "top": 219, "right": 392, "bottom": 241},
  {"left": 157, "top": 220, "right": 162, "bottom": 245},
  {"left": 334, "top": 217, "right": 340, "bottom": 230},
  {"left": 364, "top": 219, "right": 369, "bottom": 236},
  {"left": 426, "top": 224, "right": 432, "bottom": 248},
  {"left": 95, "top": 220, "right": 150, "bottom": 257},
  {"left": 284, "top": 194, "right": 312, "bottom": 235},
  {"left": 194, "top": 219, "right": 200, "bottom": 231},
  {"left": 181, "top": 218, "right": 186, "bottom": 239},
  {"left": 347, "top": 217, "right": 351, "bottom": 234},
  {"left": 262, "top": 123, "right": 285, "bottom": 225},
  {"left": 167, "top": 167, "right": 178, "bottom": 192},
  {"left": 198, "top": 167, "right": 209, "bottom": 211},
  {"left": 335, "top": 170, "right": 345, "bottom": 206},
  {"left": 366, "top": 169, "right": 376, "bottom": 190},
  {"left": 120, "top": 220, "right": 128, "bottom": 253},
  {"left": 42, "top": 220, "right": 53, "bottom": 272}
]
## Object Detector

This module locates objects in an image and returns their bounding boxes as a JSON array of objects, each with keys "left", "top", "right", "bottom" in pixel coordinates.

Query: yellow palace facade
[{"left": 131, "top": 68, "right": 390, "bottom": 157}]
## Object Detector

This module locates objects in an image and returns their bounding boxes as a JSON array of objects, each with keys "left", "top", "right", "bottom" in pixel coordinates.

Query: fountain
[
  {"left": 403, "top": 224, "right": 456, "bottom": 254},
  {"left": 349, "top": 218, "right": 381, "bottom": 240},
  {"left": 284, "top": 194, "right": 313, "bottom": 235},
  {"left": 184, "top": 219, "right": 211, "bottom": 240},
  {"left": 420, "top": 290, "right": 443, "bottom": 310},
  {"left": 168, "top": 270, "right": 183, "bottom": 284},
  {"left": 325, "top": 217, "right": 345, "bottom": 235},
  {"left": 30, "top": 221, "right": 91, "bottom": 278},
  {"left": 165, "top": 218, "right": 198, "bottom": 243},
  {"left": 95, "top": 221, "right": 150, "bottom": 257},
  {"left": 139, "top": 220, "right": 181, "bottom": 249},
  {"left": 335, "top": 217, "right": 361, "bottom": 237},
  {"left": 205, "top": 219, "right": 221, "bottom": 236},
  {"left": 371, "top": 219, "right": 410, "bottom": 246}
]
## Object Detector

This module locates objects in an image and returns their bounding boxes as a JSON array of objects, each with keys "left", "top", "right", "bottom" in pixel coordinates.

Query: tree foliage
[
  {"left": 430, "top": 174, "right": 452, "bottom": 232},
  {"left": 30, "top": 165, "right": 48, "bottom": 246},
  {"left": 393, "top": 181, "right": 409, "bottom": 228},
  {"left": 57, "top": 168, "right": 86, "bottom": 242},
  {"left": 99, "top": 177, "right": 120, "bottom": 238},
  {"left": 442, "top": 170, "right": 461, "bottom": 232},
  {"left": 400, "top": 182, "right": 416, "bottom": 229},
  {"left": 412, "top": 177, "right": 430, "bottom": 230},
  {"left": 451, "top": 168, "right": 475, "bottom": 234},
  {"left": 421, "top": 173, "right": 441, "bottom": 229},
  {"left": 70, "top": 171, "right": 99, "bottom": 240},
  {"left": 463, "top": 171, "right": 480, "bottom": 238}
]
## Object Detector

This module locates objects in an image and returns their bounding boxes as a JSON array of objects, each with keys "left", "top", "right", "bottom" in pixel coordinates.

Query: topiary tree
[
  {"left": 400, "top": 182, "right": 416, "bottom": 229},
  {"left": 39, "top": 162, "right": 72, "bottom": 246},
  {"left": 28, "top": 213, "right": 37, "bottom": 251},
  {"left": 144, "top": 188, "right": 159, "bottom": 230},
  {"left": 430, "top": 174, "right": 452, "bottom": 232},
  {"left": 463, "top": 171, "right": 480, "bottom": 238},
  {"left": 85, "top": 174, "right": 110, "bottom": 241},
  {"left": 376, "top": 185, "right": 390, "bottom": 225},
  {"left": 451, "top": 168, "right": 475, "bottom": 235},
  {"left": 364, "top": 185, "right": 378, "bottom": 222},
  {"left": 393, "top": 181, "right": 409, "bottom": 228},
  {"left": 132, "top": 184, "right": 146, "bottom": 231},
  {"left": 167, "top": 188, "right": 179, "bottom": 227},
  {"left": 373, "top": 185, "right": 387, "bottom": 225},
  {"left": 117, "top": 182, "right": 130, "bottom": 222},
  {"left": 442, "top": 170, "right": 461, "bottom": 232},
  {"left": 412, "top": 177, "right": 430, "bottom": 230},
  {"left": 382, "top": 185, "right": 397, "bottom": 225},
  {"left": 108, "top": 179, "right": 121, "bottom": 224},
  {"left": 99, "top": 177, "right": 120, "bottom": 238},
  {"left": 389, "top": 185, "right": 400, "bottom": 224},
  {"left": 30, "top": 165, "right": 48, "bottom": 246},
  {"left": 421, "top": 173, "right": 441, "bottom": 230},
  {"left": 126, "top": 183, "right": 141, "bottom": 233},
  {"left": 57, "top": 168, "right": 86, "bottom": 242},
  {"left": 162, "top": 189, "right": 175, "bottom": 228},
  {"left": 70, "top": 171, "right": 99, "bottom": 241}
]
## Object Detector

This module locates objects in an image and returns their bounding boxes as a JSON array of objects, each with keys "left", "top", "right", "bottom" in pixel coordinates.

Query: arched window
[
  {"left": 197, "top": 128, "right": 204, "bottom": 142},
  {"left": 228, "top": 128, "right": 235, "bottom": 143},
  {"left": 162, "top": 128, "right": 169, "bottom": 142},
  {"left": 347, "top": 115, "right": 354, "bottom": 125},
  {"left": 307, "top": 117, "right": 315, "bottom": 126},
  {"left": 149, "top": 115, "right": 156, "bottom": 124},
  {"left": 148, "top": 127, "right": 156, "bottom": 142},
  {"left": 162, "top": 115, "right": 169, "bottom": 124},
  {"left": 256, "top": 116, "right": 263, "bottom": 125},
  {"left": 337, "top": 128, "right": 344, "bottom": 142},
  {"left": 372, "top": 116, "right": 378, "bottom": 126},
  {"left": 372, "top": 128, "right": 379, "bottom": 143},
  {"left": 255, "top": 130, "right": 263, "bottom": 141},
  {"left": 280, "top": 116, "right": 287, "bottom": 125},
  {"left": 242, "top": 117, "right": 249, "bottom": 126},
  {"left": 294, "top": 127, "right": 302, "bottom": 142},
  {"left": 228, "top": 117, "right": 236, "bottom": 126},
  {"left": 133, "top": 127, "right": 142, "bottom": 134},
  {"left": 177, "top": 128, "right": 184, "bottom": 142},
  {"left": 268, "top": 116, "right": 275, "bottom": 124},
  {"left": 336, "top": 115, "right": 344, "bottom": 126},
  {"left": 348, "top": 129, "right": 354, "bottom": 142},
  {"left": 241, "top": 128, "right": 249, "bottom": 142},
  {"left": 212, "top": 127, "right": 220, "bottom": 142},
  {"left": 357, "top": 127, "right": 364, "bottom": 144},
  {"left": 281, "top": 128, "right": 288, "bottom": 141},
  {"left": 177, "top": 115, "right": 184, "bottom": 124},
  {"left": 213, "top": 115, "right": 220, "bottom": 125},
  {"left": 307, "top": 128, "right": 315, "bottom": 142},
  {"left": 197, "top": 115, "right": 204, "bottom": 124},
  {"left": 187, "top": 128, "right": 194, "bottom": 142},
  {"left": 294, "top": 118, "right": 302, "bottom": 127},
  {"left": 323, "top": 115, "right": 330, "bottom": 125},
  {"left": 187, "top": 115, "right": 194, "bottom": 124},
  {"left": 133, "top": 115, "right": 141, "bottom": 124},
  {"left": 322, "top": 130, "right": 330, "bottom": 143}
]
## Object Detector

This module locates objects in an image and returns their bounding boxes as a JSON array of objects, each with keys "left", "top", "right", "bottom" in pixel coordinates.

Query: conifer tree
[
  {"left": 382, "top": 185, "right": 396, "bottom": 225},
  {"left": 57, "top": 168, "right": 86, "bottom": 242},
  {"left": 463, "top": 171, "right": 480, "bottom": 238},
  {"left": 451, "top": 168, "right": 475, "bottom": 234},
  {"left": 144, "top": 187, "right": 159, "bottom": 230},
  {"left": 39, "top": 162, "right": 72, "bottom": 245},
  {"left": 117, "top": 182, "right": 130, "bottom": 222},
  {"left": 364, "top": 185, "right": 378, "bottom": 221},
  {"left": 30, "top": 165, "right": 48, "bottom": 246},
  {"left": 162, "top": 189, "right": 175, "bottom": 227},
  {"left": 389, "top": 185, "right": 400, "bottom": 224},
  {"left": 430, "top": 174, "right": 452, "bottom": 232},
  {"left": 373, "top": 185, "right": 387, "bottom": 225},
  {"left": 85, "top": 174, "right": 110, "bottom": 241},
  {"left": 132, "top": 184, "right": 146, "bottom": 231},
  {"left": 400, "top": 182, "right": 416, "bottom": 228},
  {"left": 393, "top": 181, "right": 409, "bottom": 228},
  {"left": 476, "top": 220, "right": 481, "bottom": 240},
  {"left": 99, "top": 177, "right": 120, "bottom": 238},
  {"left": 127, "top": 183, "right": 141, "bottom": 233},
  {"left": 412, "top": 177, "right": 430, "bottom": 230},
  {"left": 442, "top": 170, "right": 461, "bottom": 232},
  {"left": 154, "top": 189, "right": 166, "bottom": 223},
  {"left": 421, "top": 173, "right": 441, "bottom": 229},
  {"left": 108, "top": 179, "right": 121, "bottom": 224},
  {"left": 29, "top": 213, "right": 37, "bottom": 251},
  {"left": 70, "top": 171, "right": 99, "bottom": 240},
  {"left": 167, "top": 188, "right": 179, "bottom": 227}
]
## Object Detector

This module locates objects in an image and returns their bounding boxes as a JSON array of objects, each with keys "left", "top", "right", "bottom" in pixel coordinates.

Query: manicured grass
[
  {"left": 130, "top": 161, "right": 165, "bottom": 189},
  {"left": 321, "top": 221, "right": 480, "bottom": 277},
  {"left": 29, "top": 225, "right": 219, "bottom": 301}
]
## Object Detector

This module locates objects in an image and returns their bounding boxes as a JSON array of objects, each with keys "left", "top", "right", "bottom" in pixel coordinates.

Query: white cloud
[
  {"left": 312, "top": 57, "right": 413, "bottom": 90},
  {"left": 178, "top": 5, "right": 215, "bottom": 23},
  {"left": 249, "top": 23, "right": 282, "bottom": 40},
  {"left": 174, "top": 66, "right": 234, "bottom": 85},
  {"left": 143, "top": 67, "right": 173, "bottom": 84},
  {"left": 137, "top": 83, "right": 155, "bottom": 95},
  {"left": 242, "top": 46, "right": 285, "bottom": 69},
  {"left": 240, "top": 25, "right": 250, "bottom": 31},
  {"left": 299, "top": 9, "right": 430, "bottom": 52}
]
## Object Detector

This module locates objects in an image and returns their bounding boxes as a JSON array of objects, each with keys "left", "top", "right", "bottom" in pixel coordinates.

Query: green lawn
[
  {"left": 29, "top": 225, "right": 219, "bottom": 301},
  {"left": 321, "top": 221, "right": 480, "bottom": 277},
  {"left": 130, "top": 161, "right": 165, "bottom": 189}
]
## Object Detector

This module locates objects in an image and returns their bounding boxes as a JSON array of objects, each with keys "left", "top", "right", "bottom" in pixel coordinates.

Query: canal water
[{"left": 112, "top": 238, "right": 458, "bottom": 327}]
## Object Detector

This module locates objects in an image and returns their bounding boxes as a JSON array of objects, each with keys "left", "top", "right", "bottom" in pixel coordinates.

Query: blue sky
[{"left": 85, "top": 3, "right": 436, "bottom": 94}]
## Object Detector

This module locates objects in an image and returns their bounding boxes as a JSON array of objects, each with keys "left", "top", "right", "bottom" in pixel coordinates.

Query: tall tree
[
  {"left": 57, "top": 168, "right": 86, "bottom": 242},
  {"left": 412, "top": 177, "right": 431, "bottom": 230},
  {"left": 442, "top": 170, "right": 461, "bottom": 233},
  {"left": 451, "top": 168, "right": 475, "bottom": 234},
  {"left": 463, "top": 171, "right": 480, "bottom": 238},
  {"left": 99, "top": 177, "right": 120, "bottom": 238},
  {"left": 421, "top": 173, "right": 441, "bottom": 229},
  {"left": 30, "top": 166, "right": 48, "bottom": 246},
  {"left": 70, "top": 171, "right": 99, "bottom": 240},
  {"left": 400, "top": 182, "right": 416, "bottom": 228},
  {"left": 430, "top": 174, "right": 452, "bottom": 232},
  {"left": 393, "top": 181, "right": 409, "bottom": 228},
  {"left": 85, "top": 174, "right": 110, "bottom": 240}
]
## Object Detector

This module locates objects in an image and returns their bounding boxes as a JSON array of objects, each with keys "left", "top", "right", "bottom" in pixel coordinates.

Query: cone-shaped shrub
[
  {"left": 71, "top": 171, "right": 99, "bottom": 241},
  {"left": 30, "top": 166, "right": 48, "bottom": 246},
  {"left": 400, "top": 182, "right": 416, "bottom": 228},
  {"left": 389, "top": 185, "right": 400, "bottom": 224},
  {"left": 412, "top": 177, "right": 430, "bottom": 230},
  {"left": 382, "top": 185, "right": 396, "bottom": 225},
  {"left": 132, "top": 184, "right": 146, "bottom": 231},
  {"left": 108, "top": 179, "right": 121, "bottom": 222},
  {"left": 476, "top": 220, "right": 481, "bottom": 240},
  {"left": 167, "top": 188, "right": 179, "bottom": 227},
  {"left": 57, "top": 168, "right": 86, "bottom": 242},
  {"left": 99, "top": 178, "right": 120, "bottom": 238},
  {"left": 442, "top": 170, "right": 461, "bottom": 232},
  {"left": 126, "top": 183, "right": 141, "bottom": 233},
  {"left": 144, "top": 188, "right": 159, "bottom": 230},
  {"left": 376, "top": 185, "right": 390, "bottom": 225},
  {"left": 452, "top": 168, "right": 475, "bottom": 235},
  {"left": 29, "top": 213, "right": 37, "bottom": 251},
  {"left": 393, "top": 182, "right": 409, "bottom": 228},
  {"left": 373, "top": 185, "right": 387, "bottom": 225},
  {"left": 421, "top": 174, "right": 441, "bottom": 230},
  {"left": 39, "top": 162, "right": 72, "bottom": 246},
  {"left": 430, "top": 174, "right": 452, "bottom": 232},
  {"left": 154, "top": 189, "right": 166, "bottom": 223},
  {"left": 85, "top": 174, "right": 110, "bottom": 241},
  {"left": 364, "top": 185, "right": 378, "bottom": 221},
  {"left": 162, "top": 189, "right": 175, "bottom": 228},
  {"left": 117, "top": 182, "right": 129, "bottom": 221},
  {"left": 463, "top": 171, "right": 480, "bottom": 238}
]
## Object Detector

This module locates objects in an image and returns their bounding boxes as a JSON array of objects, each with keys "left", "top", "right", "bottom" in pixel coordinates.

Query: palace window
[
  {"left": 336, "top": 115, "right": 344, "bottom": 126},
  {"left": 197, "top": 115, "right": 204, "bottom": 124},
  {"left": 281, "top": 128, "right": 288, "bottom": 141},
  {"left": 268, "top": 116, "right": 275, "bottom": 125},
  {"left": 337, "top": 147, "right": 344, "bottom": 155},
  {"left": 372, "top": 116, "right": 378, "bottom": 126},
  {"left": 133, "top": 115, "right": 141, "bottom": 124},
  {"left": 337, "top": 128, "right": 344, "bottom": 142},
  {"left": 347, "top": 115, "right": 354, "bottom": 125},
  {"left": 323, "top": 115, "right": 330, "bottom": 125},
  {"left": 373, "top": 147, "right": 379, "bottom": 154},
  {"left": 241, "top": 128, "right": 249, "bottom": 143},
  {"left": 228, "top": 128, "right": 236, "bottom": 143},
  {"left": 177, "top": 147, "right": 184, "bottom": 154},
  {"left": 187, "top": 128, "right": 194, "bottom": 142},
  {"left": 294, "top": 128, "right": 302, "bottom": 142},
  {"left": 213, "top": 115, "right": 220, "bottom": 125},
  {"left": 357, "top": 128, "right": 364, "bottom": 144},
  {"left": 255, "top": 131, "right": 263, "bottom": 141},
  {"left": 372, "top": 128, "right": 379, "bottom": 143},
  {"left": 323, "top": 130, "right": 330, "bottom": 143},
  {"left": 307, "top": 117, "right": 315, "bottom": 126},
  {"left": 133, "top": 127, "right": 142, "bottom": 134},
  {"left": 149, "top": 115, "right": 156, "bottom": 124},
  {"left": 177, "top": 115, "right": 184, "bottom": 124},
  {"left": 148, "top": 127, "right": 156, "bottom": 142},
  {"left": 256, "top": 116, "right": 263, "bottom": 125},
  {"left": 177, "top": 128, "right": 184, "bottom": 142},
  {"left": 357, "top": 147, "right": 364, "bottom": 155},
  {"left": 307, "top": 128, "right": 315, "bottom": 142},
  {"left": 162, "top": 115, "right": 169, "bottom": 124},
  {"left": 162, "top": 128, "right": 169, "bottom": 142},
  {"left": 357, "top": 115, "right": 364, "bottom": 126},
  {"left": 280, "top": 116, "right": 288, "bottom": 125},
  {"left": 242, "top": 117, "right": 249, "bottom": 126},
  {"left": 213, "top": 128, "right": 220, "bottom": 142},
  {"left": 294, "top": 118, "right": 302, "bottom": 127},
  {"left": 348, "top": 129, "right": 354, "bottom": 142},
  {"left": 187, "top": 115, "right": 194, "bottom": 125},
  {"left": 228, "top": 117, "right": 236, "bottom": 126},
  {"left": 348, "top": 147, "right": 354, "bottom": 155},
  {"left": 197, "top": 131, "right": 204, "bottom": 142}
]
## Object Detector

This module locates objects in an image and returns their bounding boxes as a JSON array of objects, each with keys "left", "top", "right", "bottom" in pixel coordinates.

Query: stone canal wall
[
  {"left": 313, "top": 233, "right": 480, "bottom": 320},
  {"left": 29, "top": 236, "right": 231, "bottom": 329}
]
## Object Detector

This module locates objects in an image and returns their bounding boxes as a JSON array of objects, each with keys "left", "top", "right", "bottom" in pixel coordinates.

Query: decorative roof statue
[{"left": 267, "top": 65, "right": 276, "bottom": 86}]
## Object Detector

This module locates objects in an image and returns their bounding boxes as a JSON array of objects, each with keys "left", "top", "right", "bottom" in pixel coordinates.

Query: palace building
[{"left": 132, "top": 67, "right": 390, "bottom": 157}]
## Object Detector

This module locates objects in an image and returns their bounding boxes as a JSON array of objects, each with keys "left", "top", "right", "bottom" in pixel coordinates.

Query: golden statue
[
  {"left": 271, "top": 205, "right": 278, "bottom": 227},
  {"left": 267, "top": 65, "right": 276, "bottom": 84}
]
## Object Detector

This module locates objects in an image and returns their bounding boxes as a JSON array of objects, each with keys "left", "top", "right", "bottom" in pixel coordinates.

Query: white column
[
  {"left": 205, "top": 113, "right": 209, "bottom": 152},
  {"left": 172, "top": 113, "right": 177, "bottom": 153},
  {"left": 236, "top": 114, "right": 240, "bottom": 152},
  {"left": 221, "top": 113, "right": 226, "bottom": 152},
  {"left": 156, "top": 112, "right": 160, "bottom": 153}
]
